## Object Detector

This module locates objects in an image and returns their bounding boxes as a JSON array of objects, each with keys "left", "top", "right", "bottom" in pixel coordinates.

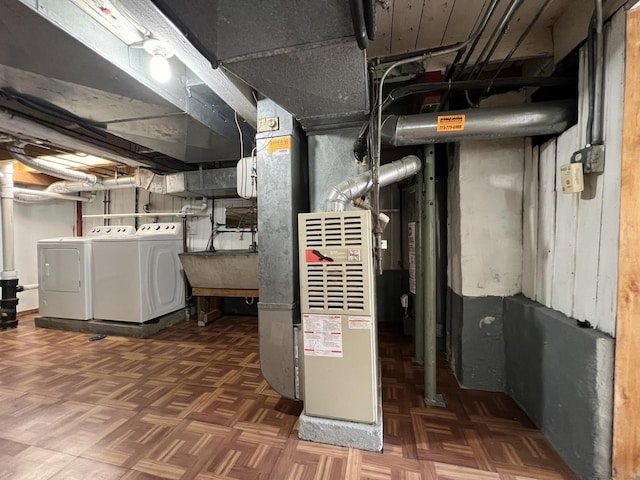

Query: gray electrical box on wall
[{"left": 298, "top": 210, "right": 379, "bottom": 424}]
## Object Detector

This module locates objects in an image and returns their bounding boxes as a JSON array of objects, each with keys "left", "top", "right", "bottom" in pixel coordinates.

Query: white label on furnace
[
  {"left": 302, "top": 314, "right": 343, "bottom": 357},
  {"left": 348, "top": 315, "right": 372, "bottom": 330}
]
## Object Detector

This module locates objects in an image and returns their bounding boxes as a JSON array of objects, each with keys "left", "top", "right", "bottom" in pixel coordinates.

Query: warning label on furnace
[
  {"left": 436, "top": 114, "right": 466, "bottom": 132},
  {"left": 348, "top": 315, "right": 372, "bottom": 330},
  {"left": 303, "top": 314, "right": 343, "bottom": 357}
]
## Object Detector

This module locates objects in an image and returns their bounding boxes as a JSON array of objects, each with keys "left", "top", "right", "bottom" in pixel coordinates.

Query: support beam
[
  {"left": 422, "top": 145, "right": 444, "bottom": 407},
  {"left": 613, "top": 7, "right": 640, "bottom": 479},
  {"left": 414, "top": 160, "right": 424, "bottom": 364}
]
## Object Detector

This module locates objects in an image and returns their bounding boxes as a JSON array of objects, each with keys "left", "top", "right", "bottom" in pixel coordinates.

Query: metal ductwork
[
  {"left": 11, "top": 146, "right": 98, "bottom": 186},
  {"left": 381, "top": 101, "right": 577, "bottom": 146},
  {"left": 326, "top": 155, "right": 422, "bottom": 211},
  {"left": 1, "top": 1, "right": 255, "bottom": 169},
  {"left": 9, "top": 146, "right": 136, "bottom": 202},
  {"left": 10, "top": 141, "right": 235, "bottom": 201},
  {"left": 143, "top": 0, "right": 369, "bottom": 128}
]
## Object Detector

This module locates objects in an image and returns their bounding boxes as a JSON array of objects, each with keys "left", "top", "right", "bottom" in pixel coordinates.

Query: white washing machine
[
  {"left": 37, "top": 226, "right": 136, "bottom": 320},
  {"left": 91, "top": 222, "right": 185, "bottom": 323}
]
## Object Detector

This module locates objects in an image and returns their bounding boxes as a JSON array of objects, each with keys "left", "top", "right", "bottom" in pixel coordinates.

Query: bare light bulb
[{"left": 149, "top": 53, "right": 171, "bottom": 83}]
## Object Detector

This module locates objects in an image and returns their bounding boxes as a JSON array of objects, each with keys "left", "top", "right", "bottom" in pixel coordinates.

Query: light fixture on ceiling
[{"left": 143, "top": 38, "right": 173, "bottom": 83}]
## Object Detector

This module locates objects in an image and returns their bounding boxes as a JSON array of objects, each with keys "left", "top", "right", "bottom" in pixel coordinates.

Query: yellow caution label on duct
[
  {"left": 268, "top": 137, "right": 291, "bottom": 154},
  {"left": 437, "top": 114, "right": 466, "bottom": 132}
]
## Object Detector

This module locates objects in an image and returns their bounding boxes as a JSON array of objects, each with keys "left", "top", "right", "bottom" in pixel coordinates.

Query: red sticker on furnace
[{"left": 305, "top": 249, "right": 334, "bottom": 263}]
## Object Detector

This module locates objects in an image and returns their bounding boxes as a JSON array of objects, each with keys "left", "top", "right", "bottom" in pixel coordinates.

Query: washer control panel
[
  {"left": 136, "top": 222, "right": 182, "bottom": 237},
  {"left": 88, "top": 225, "right": 136, "bottom": 236}
]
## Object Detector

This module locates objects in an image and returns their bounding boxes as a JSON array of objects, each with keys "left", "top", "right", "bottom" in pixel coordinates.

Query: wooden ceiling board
[
  {"left": 370, "top": 0, "right": 396, "bottom": 57},
  {"left": 389, "top": 0, "right": 427, "bottom": 54},
  {"left": 440, "top": 0, "right": 491, "bottom": 45},
  {"left": 414, "top": 0, "right": 457, "bottom": 54},
  {"left": 369, "top": 0, "right": 576, "bottom": 65}
]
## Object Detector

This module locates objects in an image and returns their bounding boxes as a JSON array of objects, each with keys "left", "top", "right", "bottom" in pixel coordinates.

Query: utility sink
[{"left": 179, "top": 250, "right": 259, "bottom": 290}]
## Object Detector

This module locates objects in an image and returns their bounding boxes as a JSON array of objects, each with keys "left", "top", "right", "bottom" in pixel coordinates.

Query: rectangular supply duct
[
  {"left": 298, "top": 210, "right": 379, "bottom": 423},
  {"left": 257, "top": 99, "right": 308, "bottom": 400},
  {"left": 2, "top": 1, "right": 254, "bottom": 169}
]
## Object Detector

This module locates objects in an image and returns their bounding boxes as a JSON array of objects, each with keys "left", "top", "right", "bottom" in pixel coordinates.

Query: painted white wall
[
  {"left": 447, "top": 9, "right": 624, "bottom": 337},
  {"left": 457, "top": 139, "right": 524, "bottom": 297},
  {"left": 447, "top": 91, "right": 526, "bottom": 298},
  {"left": 522, "top": 10, "right": 625, "bottom": 337},
  {"left": 11, "top": 200, "right": 75, "bottom": 312},
  {"left": 447, "top": 152, "right": 462, "bottom": 295},
  {"left": 3, "top": 180, "right": 260, "bottom": 314},
  {"left": 211, "top": 198, "right": 257, "bottom": 251},
  {"left": 83, "top": 188, "right": 216, "bottom": 252}
]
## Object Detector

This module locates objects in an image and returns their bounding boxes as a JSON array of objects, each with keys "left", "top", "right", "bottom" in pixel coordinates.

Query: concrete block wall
[
  {"left": 504, "top": 296, "right": 614, "bottom": 480},
  {"left": 446, "top": 134, "right": 524, "bottom": 391}
]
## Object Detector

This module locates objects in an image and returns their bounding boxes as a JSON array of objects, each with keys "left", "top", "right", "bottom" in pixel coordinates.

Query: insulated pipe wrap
[
  {"left": 381, "top": 101, "right": 576, "bottom": 146},
  {"left": 46, "top": 176, "right": 136, "bottom": 194},
  {"left": 326, "top": 155, "right": 421, "bottom": 211},
  {"left": 11, "top": 148, "right": 98, "bottom": 185}
]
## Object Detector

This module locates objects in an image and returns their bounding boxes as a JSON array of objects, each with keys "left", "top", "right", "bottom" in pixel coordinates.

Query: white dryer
[
  {"left": 91, "top": 222, "right": 185, "bottom": 323},
  {"left": 37, "top": 226, "right": 135, "bottom": 320}
]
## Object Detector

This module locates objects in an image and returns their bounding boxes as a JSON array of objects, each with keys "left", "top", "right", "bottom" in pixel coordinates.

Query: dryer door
[
  {"left": 142, "top": 242, "right": 185, "bottom": 321},
  {"left": 42, "top": 248, "right": 81, "bottom": 292}
]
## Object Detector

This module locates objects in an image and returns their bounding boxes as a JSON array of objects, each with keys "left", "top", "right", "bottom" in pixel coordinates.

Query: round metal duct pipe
[
  {"left": 326, "top": 155, "right": 421, "bottom": 211},
  {"left": 381, "top": 100, "right": 576, "bottom": 146}
]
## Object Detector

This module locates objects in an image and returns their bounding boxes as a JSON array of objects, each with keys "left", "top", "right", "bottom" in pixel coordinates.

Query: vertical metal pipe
[
  {"left": 76, "top": 201, "right": 83, "bottom": 237},
  {"left": 182, "top": 214, "right": 191, "bottom": 320},
  {"left": 103, "top": 189, "right": 111, "bottom": 226},
  {"left": 414, "top": 166, "right": 425, "bottom": 364},
  {"left": 592, "top": 0, "right": 604, "bottom": 144},
  {"left": 422, "top": 146, "right": 443, "bottom": 406}
]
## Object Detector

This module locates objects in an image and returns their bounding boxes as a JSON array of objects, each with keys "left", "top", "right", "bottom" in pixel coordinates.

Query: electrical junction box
[
  {"left": 560, "top": 162, "right": 584, "bottom": 193},
  {"left": 298, "top": 210, "right": 379, "bottom": 424},
  {"left": 236, "top": 156, "right": 257, "bottom": 199}
]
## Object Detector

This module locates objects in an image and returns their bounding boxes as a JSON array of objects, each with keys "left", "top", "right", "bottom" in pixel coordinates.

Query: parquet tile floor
[{"left": 0, "top": 314, "right": 576, "bottom": 479}]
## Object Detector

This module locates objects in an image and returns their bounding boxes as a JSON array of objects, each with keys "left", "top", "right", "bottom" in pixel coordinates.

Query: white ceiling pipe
[
  {"left": 9, "top": 144, "right": 138, "bottom": 202},
  {"left": 12, "top": 187, "right": 91, "bottom": 202},
  {"left": 46, "top": 176, "right": 136, "bottom": 194},
  {"left": 180, "top": 199, "right": 208, "bottom": 215},
  {"left": 82, "top": 212, "right": 208, "bottom": 219},
  {"left": 11, "top": 145, "right": 98, "bottom": 185}
]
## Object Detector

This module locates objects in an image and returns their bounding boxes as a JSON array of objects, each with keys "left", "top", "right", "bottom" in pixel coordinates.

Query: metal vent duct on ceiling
[
  {"left": 144, "top": 0, "right": 370, "bottom": 127},
  {"left": 1, "top": 0, "right": 255, "bottom": 170}
]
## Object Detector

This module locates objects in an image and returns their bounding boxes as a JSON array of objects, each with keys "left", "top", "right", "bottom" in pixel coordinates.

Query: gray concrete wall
[
  {"left": 503, "top": 295, "right": 614, "bottom": 480},
  {"left": 447, "top": 288, "right": 505, "bottom": 391}
]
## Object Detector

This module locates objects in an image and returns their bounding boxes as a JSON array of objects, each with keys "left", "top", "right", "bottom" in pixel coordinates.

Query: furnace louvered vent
[
  {"left": 302, "top": 214, "right": 365, "bottom": 248},
  {"left": 299, "top": 211, "right": 374, "bottom": 316}
]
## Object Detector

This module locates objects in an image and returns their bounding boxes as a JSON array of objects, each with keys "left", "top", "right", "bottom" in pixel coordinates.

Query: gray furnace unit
[{"left": 298, "top": 210, "right": 379, "bottom": 424}]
